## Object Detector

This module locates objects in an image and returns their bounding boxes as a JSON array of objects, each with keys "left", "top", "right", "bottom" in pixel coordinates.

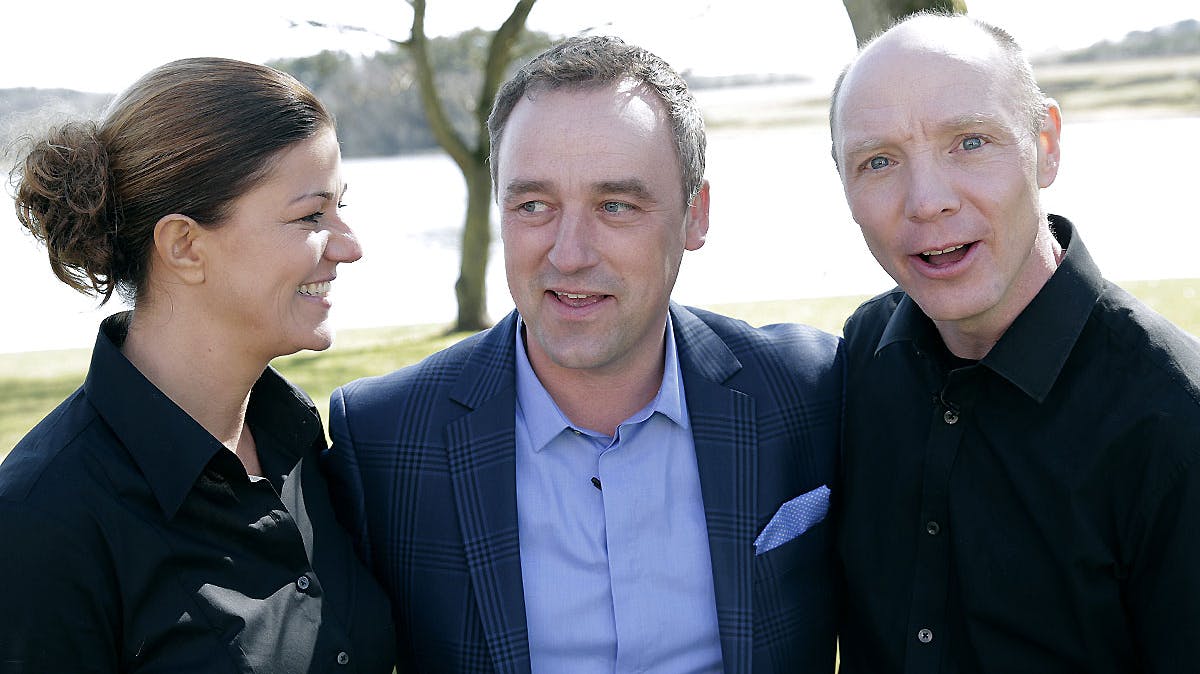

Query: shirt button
[
  {"left": 943, "top": 409, "right": 959, "bottom": 425},
  {"left": 296, "top": 575, "right": 311, "bottom": 591},
  {"left": 918, "top": 628, "right": 934, "bottom": 644},
  {"left": 336, "top": 651, "right": 350, "bottom": 665},
  {"left": 926, "top": 521, "right": 941, "bottom": 536}
]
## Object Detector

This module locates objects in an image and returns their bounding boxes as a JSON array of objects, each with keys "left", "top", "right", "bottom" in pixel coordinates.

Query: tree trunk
[
  {"left": 404, "top": 0, "right": 536, "bottom": 333},
  {"left": 842, "top": 0, "right": 968, "bottom": 46},
  {"left": 453, "top": 161, "right": 494, "bottom": 332}
]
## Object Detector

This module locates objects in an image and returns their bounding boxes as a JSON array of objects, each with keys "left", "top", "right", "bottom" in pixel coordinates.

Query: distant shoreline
[{"left": 695, "top": 54, "right": 1200, "bottom": 130}]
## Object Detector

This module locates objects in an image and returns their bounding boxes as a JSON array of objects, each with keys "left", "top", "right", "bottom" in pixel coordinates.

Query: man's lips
[
  {"left": 917, "top": 242, "right": 974, "bottom": 266},
  {"left": 548, "top": 290, "right": 608, "bottom": 308}
]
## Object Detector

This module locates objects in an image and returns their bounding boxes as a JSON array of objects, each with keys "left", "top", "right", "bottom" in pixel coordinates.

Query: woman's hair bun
[{"left": 12, "top": 120, "right": 121, "bottom": 301}]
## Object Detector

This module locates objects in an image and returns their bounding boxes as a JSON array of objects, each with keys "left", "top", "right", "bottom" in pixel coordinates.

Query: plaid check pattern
[{"left": 323, "top": 304, "right": 844, "bottom": 673}]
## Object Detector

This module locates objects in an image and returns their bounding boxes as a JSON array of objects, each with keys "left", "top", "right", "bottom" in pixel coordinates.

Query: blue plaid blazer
[{"left": 323, "top": 304, "right": 844, "bottom": 673}]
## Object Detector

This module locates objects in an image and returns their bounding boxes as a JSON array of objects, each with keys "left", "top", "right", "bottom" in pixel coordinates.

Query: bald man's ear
[
  {"left": 1036, "top": 100, "right": 1063, "bottom": 189},
  {"left": 151, "top": 214, "right": 206, "bottom": 285}
]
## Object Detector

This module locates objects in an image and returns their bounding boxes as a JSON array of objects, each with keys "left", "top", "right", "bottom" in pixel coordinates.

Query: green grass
[{"left": 3, "top": 279, "right": 1199, "bottom": 456}]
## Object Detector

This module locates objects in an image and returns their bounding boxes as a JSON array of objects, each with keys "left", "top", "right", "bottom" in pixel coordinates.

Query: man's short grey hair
[{"left": 488, "top": 35, "right": 706, "bottom": 204}]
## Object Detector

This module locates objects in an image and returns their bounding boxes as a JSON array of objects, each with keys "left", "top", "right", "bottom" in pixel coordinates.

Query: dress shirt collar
[
  {"left": 84, "top": 311, "right": 323, "bottom": 519},
  {"left": 514, "top": 313, "right": 689, "bottom": 452},
  {"left": 875, "top": 216, "right": 1106, "bottom": 403}
]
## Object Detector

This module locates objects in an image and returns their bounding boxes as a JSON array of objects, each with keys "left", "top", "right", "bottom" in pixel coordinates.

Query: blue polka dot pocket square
[{"left": 753, "top": 484, "right": 831, "bottom": 556}]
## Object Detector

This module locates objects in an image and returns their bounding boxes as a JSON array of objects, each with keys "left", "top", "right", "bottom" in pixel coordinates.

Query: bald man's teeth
[
  {"left": 298, "top": 282, "right": 330, "bottom": 296},
  {"left": 921, "top": 244, "right": 966, "bottom": 257},
  {"left": 558, "top": 292, "right": 590, "bottom": 299}
]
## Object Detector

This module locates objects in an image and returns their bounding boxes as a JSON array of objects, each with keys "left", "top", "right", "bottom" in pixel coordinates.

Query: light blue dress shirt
[{"left": 514, "top": 317, "right": 723, "bottom": 673}]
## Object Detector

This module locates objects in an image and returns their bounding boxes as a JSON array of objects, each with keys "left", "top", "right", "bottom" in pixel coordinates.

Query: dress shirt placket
[{"left": 903, "top": 363, "right": 978, "bottom": 673}]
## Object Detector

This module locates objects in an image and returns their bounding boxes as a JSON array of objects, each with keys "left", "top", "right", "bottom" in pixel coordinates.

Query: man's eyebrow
[
  {"left": 502, "top": 179, "right": 550, "bottom": 201},
  {"left": 939, "top": 113, "right": 1004, "bottom": 132},
  {"left": 593, "top": 179, "right": 653, "bottom": 201},
  {"left": 843, "top": 138, "right": 889, "bottom": 160}
]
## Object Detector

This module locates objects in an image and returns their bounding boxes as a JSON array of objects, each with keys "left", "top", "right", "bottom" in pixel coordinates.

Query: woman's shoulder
[{"left": 1, "top": 386, "right": 123, "bottom": 511}]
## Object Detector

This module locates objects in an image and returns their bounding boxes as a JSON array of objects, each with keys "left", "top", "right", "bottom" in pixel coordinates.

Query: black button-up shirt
[
  {"left": 837, "top": 217, "right": 1200, "bottom": 673},
  {"left": 0, "top": 313, "right": 395, "bottom": 672}
]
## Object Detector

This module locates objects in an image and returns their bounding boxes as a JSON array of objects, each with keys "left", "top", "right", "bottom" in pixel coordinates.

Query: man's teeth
[
  {"left": 921, "top": 244, "right": 966, "bottom": 257},
  {"left": 556, "top": 292, "right": 592, "bottom": 299},
  {"left": 298, "top": 281, "right": 331, "bottom": 296}
]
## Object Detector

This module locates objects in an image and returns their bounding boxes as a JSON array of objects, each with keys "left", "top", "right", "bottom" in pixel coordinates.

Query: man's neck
[
  {"left": 934, "top": 226, "right": 1065, "bottom": 360},
  {"left": 527, "top": 341, "right": 666, "bottom": 438}
]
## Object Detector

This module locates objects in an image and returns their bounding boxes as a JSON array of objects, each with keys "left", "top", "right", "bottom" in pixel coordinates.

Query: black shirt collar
[
  {"left": 875, "top": 216, "right": 1106, "bottom": 403},
  {"left": 84, "top": 312, "right": 324, "bottom": 519}
]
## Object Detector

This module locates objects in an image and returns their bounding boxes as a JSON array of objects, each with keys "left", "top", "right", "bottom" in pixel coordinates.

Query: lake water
[{"left": 4, "top": 115, "right": 1198, "bottom": 353}]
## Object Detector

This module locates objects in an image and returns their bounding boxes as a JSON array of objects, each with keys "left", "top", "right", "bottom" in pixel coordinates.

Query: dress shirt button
[
  {"left": 926, "top": 521, "right": 940, "bottom": 536},
  {"left": 296, "top": 575, "right": 311, "bottom": 592},
  {"left": 943, "top": 409, "right": 959, "bottom": 425},
  {"left": 918, "top": 628, "right": 934, "bottom": 644},
  {"left": 336, "top": 651, "right": 350, "bottom": 665}
]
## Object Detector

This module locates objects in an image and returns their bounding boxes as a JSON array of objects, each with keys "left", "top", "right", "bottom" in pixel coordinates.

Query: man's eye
[
  {"left": 602, "top": 201, "right": 633, "bottom": 214},
  {"left": 962, "top": 136, "right": 984, "bottom": 151},
  {"left": 519, "top": 201, "right": 548, "bottom": 213},
  {"left": 868, "top": 156, "right": 891, "bottom": 170}
]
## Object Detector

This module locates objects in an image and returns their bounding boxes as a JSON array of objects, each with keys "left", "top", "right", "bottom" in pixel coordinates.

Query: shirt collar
[
  {"left": 982, "top": 216, "right": 1105, "bottom": 402},
  {"left": 873, "top": 216, "right": 1105, "bottom": 403},
  {"left": 84, "top": 312, "right": 323, "bottom": 519},
  {"left": 514, "top": 313, "right": 689, "bottom": 452}
]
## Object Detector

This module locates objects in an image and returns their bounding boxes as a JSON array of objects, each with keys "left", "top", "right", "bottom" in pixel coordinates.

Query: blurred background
[{"left": 2, "top": 0, "right": 1198, "bottom": 354}]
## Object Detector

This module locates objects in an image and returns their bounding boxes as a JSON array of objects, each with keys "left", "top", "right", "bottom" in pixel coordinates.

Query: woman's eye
[
  {"left": 602, "top": 201, "right": 633, "bottom": 214},
  {"left": 868, "top": 156, "right": 891, "bottom": 170},
  {"left": 962, "top": 136, "right": 984, "bottom": 151},
  {"left": 299, "top": 211, "right": 324, "bottom": 224}
]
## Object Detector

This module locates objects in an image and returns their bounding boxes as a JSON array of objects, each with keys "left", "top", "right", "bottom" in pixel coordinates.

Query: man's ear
[
  {"left": 151, "top": 214, "right": 206, "bottom": 285},
  {"left": 1036, "top": 99, "right": 1063, "bottom": 189},
  {"left": 684, "top": 180, "right": 711, "bottom": 252}
]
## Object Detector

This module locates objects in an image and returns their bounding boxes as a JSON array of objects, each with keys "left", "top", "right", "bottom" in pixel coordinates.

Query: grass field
[{"left": 3, "top": 277, "right": 1198, "bottom": 455}]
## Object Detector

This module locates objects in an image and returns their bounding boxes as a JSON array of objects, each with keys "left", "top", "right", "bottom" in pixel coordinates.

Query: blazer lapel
[
  {"left": 671, "top": 304, "right": 756, "bottom": 674},
  {"left": 445, "top": 311, "right": 532, "bottom": 674}
]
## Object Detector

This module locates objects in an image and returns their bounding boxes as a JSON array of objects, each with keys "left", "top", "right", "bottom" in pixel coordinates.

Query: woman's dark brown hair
[{"left": 11, "top": 57, "right": 333, "bottom": 304}]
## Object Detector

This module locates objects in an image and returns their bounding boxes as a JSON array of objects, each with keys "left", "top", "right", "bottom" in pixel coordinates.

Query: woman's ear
[{"left": 151, "top": 214, "right": 206, "bottom": 285}]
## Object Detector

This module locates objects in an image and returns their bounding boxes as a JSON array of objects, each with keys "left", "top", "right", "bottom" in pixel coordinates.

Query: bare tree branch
[
  {"left": 475, "top": 0, "right": 538, "bottom": 160},
  {"left": 406, "top": 0, "right": 474, "bottom": 172}
]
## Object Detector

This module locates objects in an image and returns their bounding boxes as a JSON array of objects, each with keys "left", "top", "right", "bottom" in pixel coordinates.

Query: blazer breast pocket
[{"left": 753, "top": 485, "right": 832, "bottom": 581}]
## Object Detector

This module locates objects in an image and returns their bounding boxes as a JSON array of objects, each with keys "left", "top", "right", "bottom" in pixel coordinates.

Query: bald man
[{"left": 829, "top": 12, "right": 1200, "bottom": 673}]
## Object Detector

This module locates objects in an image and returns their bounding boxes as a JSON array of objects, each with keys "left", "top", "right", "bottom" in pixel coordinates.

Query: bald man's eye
[
  {"left": 961, "top": 136, "right": 985, "bottom": 151},
  {"left": 867, "top": 156, "right": 891, "bottom": 170}
]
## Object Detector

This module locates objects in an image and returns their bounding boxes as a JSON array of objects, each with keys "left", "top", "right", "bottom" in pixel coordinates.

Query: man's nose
[
  {"left": 546, "top": 208, "right": 599, "bottom": 273},
  {"left": 904, "top": 155, "right": 961, "bottom": 223}
]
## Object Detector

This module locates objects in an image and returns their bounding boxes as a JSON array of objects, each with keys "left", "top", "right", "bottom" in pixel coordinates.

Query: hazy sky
[{"left": 4, "top": 0, "right": 1197, "bottom": 94}]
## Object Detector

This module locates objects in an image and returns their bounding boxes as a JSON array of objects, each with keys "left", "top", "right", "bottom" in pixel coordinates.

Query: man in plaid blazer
[{"left": 323, "top": 36, "right": 843, "bottom": 673}]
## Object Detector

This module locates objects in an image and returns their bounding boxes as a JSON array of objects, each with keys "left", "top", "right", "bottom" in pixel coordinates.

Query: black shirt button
[
  {"left": 918, "top": 628, "right": 934, "bottom": 644},
  {"left": 926, "top": 521, "right": 940, "bottom": 536},
  {"left": 296, "top": 575, "right": 311, "bottom": 592},
  {"left": 943, "top": 409, "right": 959, "bottom": 425},
  {"left": 336, "top": 651, "right": 350, "bottom": 665}
]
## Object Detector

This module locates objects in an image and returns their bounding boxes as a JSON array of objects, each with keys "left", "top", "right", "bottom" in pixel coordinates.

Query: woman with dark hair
[{"left": 0, "top": 58, "right": 394, "bottom": 672}]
